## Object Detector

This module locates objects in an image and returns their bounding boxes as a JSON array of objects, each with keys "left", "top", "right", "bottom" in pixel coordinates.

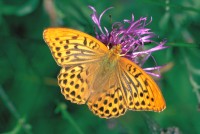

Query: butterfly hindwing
[
  {"left": 87, "top": 88, "right": 127, "bottom": 119},
  {"left": 87, "top": 75, "right": 127, "bottom": 119},
  {"left": 87, "top": 71, "right": 127, "bottom": 119},
  {"left": 58, "top": 63, "right": 99, "bottom": 104},
  {"left": 43, "top": 28, "right": 109, "bottom": 66}
]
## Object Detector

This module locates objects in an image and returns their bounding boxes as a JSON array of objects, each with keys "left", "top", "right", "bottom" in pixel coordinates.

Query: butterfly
[{"left": 43, "top": 27, "right": 166, "bottom": 119}]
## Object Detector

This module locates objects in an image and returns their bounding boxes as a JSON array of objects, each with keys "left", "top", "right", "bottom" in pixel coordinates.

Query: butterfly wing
[
  {"left": 43, "top": 28, "right": 109, "bottom": 104},
  {"left": 43, "top": 28, "right": 109, "bottom": 66},
  {"left": 58, "top": 63, "right": 100, "bottom": 104},
  {"left": 87, "top": 71, "right": 127, "bottom": 118},
  {"left": 118, "top": 57, "right": 166, "bottom": 112},
  {"left": 87, "top": 56, "right": 165, "bottom": 118}
]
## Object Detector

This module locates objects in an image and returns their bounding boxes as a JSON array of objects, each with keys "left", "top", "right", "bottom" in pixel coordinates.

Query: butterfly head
[
  {"left": 107, "top": 44, "right": 122, "bottom": 62},
  {"left": 110, "top": 44, "right": 122, "bottom": 55}
]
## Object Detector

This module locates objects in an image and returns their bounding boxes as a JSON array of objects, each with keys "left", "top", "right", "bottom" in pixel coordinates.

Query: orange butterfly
[{"left": 43, "top": 28, "right": 166, "bottom": 119}]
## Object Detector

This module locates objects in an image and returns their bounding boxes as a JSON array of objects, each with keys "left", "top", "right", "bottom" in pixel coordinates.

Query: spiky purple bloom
[{"left": 89, "top": 6, "right": 168, "bottom": 78}]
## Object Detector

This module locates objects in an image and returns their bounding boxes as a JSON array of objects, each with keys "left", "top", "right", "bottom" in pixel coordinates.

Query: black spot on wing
[{"left": 83, "top": 37, "right": 87, "bottom": 45}]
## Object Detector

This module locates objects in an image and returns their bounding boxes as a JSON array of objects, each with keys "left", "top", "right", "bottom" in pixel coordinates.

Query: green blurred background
[{"left": 0, "top": 0, "right": 200, "bottom": 134}]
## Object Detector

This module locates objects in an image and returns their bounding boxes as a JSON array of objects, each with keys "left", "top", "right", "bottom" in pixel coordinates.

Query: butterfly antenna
[
  {"left": 149, "top": 54, "right": 161, "bottom": 77},
  {"left": 109, "top": 14, "right": 112, "bottom": 23}
]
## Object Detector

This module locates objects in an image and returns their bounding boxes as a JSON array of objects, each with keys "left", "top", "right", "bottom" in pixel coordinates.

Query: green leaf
[{"left": 0, "top": 0, "right": 40, "bottom": 16}]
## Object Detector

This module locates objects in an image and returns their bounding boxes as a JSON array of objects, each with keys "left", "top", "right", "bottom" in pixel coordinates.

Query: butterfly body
[
  {"left": 98, "top": 46, "right": 120, "bottom": 74},
  {"left": 84, "top": 44, "right": 122, "bottom": 94},
  {"left": 43, "top": 28, "right": 166, "bottom": 119}
]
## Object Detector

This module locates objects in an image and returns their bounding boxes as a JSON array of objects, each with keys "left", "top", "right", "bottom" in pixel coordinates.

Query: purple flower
[{"left": 89, "top": 6, "right": 168, "bottom": 78}]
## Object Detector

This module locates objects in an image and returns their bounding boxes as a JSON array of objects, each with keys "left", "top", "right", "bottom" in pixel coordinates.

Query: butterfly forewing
[
  {"left": 118, "top": 57, "right": 166, "bottom": 112},
  {"left": 43, "top": 28, "right": 109, "bottom": 66}
]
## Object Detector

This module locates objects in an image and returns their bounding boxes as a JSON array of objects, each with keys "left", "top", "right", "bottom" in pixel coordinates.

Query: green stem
[
  {"left": 55, "top": 102, "right": 84, "bottom": 134},
  {"left": 0, "top": 86, "right": 32, "bottom": 134}
]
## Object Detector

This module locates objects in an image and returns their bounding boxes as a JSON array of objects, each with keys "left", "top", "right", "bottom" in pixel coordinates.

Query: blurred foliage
[{"left": 0, "top": 0, "right": 200, "bottom": 134}]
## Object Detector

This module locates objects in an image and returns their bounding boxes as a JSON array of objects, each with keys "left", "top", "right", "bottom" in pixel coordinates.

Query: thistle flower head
[{"left": 89, "top": 6, "right": 168, "bottom": 77}]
